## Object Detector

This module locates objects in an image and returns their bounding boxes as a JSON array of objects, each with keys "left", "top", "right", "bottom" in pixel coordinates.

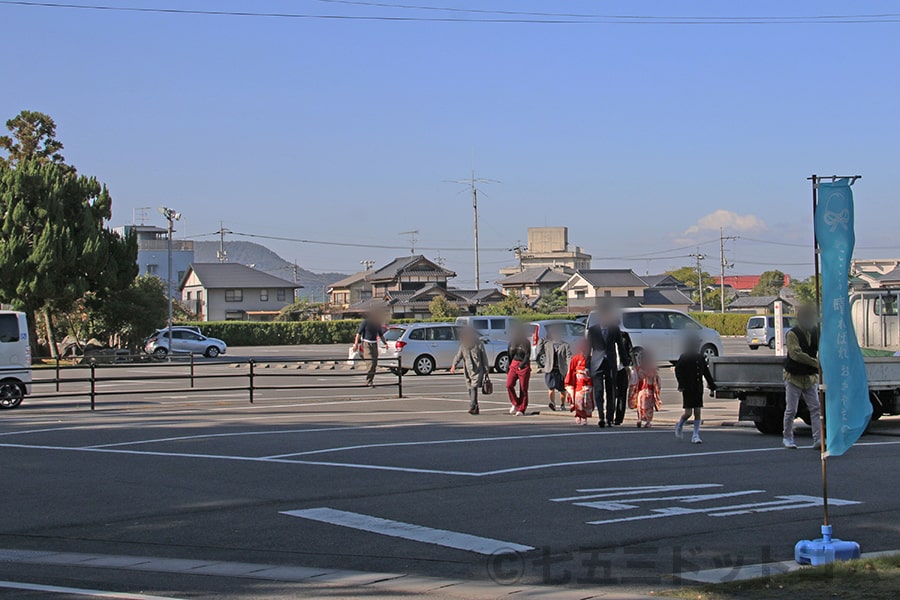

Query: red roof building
[{"left": 712, "top": 274, "right": 791, "bottom": 294}]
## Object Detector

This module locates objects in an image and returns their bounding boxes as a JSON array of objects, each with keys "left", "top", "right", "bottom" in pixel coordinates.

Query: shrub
[
  {"left": 179, "top": 313, "right": 749, "bottom": 346},
  {"left": 690, "top": 312, "right": 752, "bottom": 336}
]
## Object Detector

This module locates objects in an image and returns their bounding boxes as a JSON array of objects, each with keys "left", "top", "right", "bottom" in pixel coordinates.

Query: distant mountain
[{"left": 193, "top": 241, "right": 348, "bottom": 301}]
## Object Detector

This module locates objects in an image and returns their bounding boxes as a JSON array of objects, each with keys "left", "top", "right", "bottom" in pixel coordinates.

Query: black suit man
[{"left": 586, "top": 317, "right": 631, "bottom": 428}]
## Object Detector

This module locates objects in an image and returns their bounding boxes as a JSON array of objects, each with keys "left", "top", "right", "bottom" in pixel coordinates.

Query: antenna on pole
[
  {"left": 399, "top": 230, "right": 420, "bottom": 254},
  {"left": 360, "top": 259, "right": 376, "bottom": 271},
  {"left": 217, "top": 221, "right": 232, "bottom": 263},
  {"left": 446, "top": 168, "right": 500, "bottom": 291},
  {"left": 133, "top": 207, "right": 151, "bottom": 225}
]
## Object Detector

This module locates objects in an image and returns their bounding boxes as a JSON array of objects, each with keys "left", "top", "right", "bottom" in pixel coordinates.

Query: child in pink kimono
[
  {"left": 565, "top": 340, "right": 594, "bottom": 425},
  {"left": 629, "top": 349, "right": 661, "bottom": 428}
]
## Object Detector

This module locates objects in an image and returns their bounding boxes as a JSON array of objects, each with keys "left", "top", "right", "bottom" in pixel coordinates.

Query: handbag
[
  {"left": 347, "top": 347, "right": 363, "bottom": 366},
  {"left": 482, "top": 375, "right": 494, "bottom": 395}
]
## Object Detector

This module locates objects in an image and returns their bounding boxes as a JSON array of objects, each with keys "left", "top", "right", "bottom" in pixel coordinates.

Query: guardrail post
[
  {"left": 89, "top": 362, "right": 96, "bottom": 411},
  {"left": 55, "top": 356, "right": 60, "bottom": 392},
  {"left": 397, "top": 358, "right": 403, "bottom": 398},
  {"left": 190, "top": 353, "right": 195, "bottom": 388},
  {"left": 249, "top": 359, "right": 255, "bottom": 404}
]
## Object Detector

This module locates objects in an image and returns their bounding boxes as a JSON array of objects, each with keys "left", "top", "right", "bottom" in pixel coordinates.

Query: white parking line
[
  {"left": 282, "top": 507, "right": 534, "bottom": 555},
  {"left": 264, "top": 429, "right": 666, "bottom": 459},
  {"left": 0, "top": 580, "right": 183, "bottom": 599},
  {"left": 3, "top": 438, "right": 899, "bottom": 479}
]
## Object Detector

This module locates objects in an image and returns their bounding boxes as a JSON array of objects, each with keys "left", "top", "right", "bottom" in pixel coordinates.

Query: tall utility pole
[
  {"left": 448, "top": 170, "right": 499, "bottom": 291},
  {"left": 719, "top": 228, "right": 739, "bottom": 314},
  {"left": 217, "top": 222, "right": 232, "bottom": 263},
  {"left": 159, "top": 206, "right": 182, "bottom": 360},
  {"left": 690, "top": 249, "right": 707, "bottom": 312},
  {"left": 510, "top": 241, "right": 527, "bottom": 272}
]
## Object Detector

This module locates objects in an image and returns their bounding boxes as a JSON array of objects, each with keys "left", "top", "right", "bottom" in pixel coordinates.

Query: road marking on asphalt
[
  {"left": 86, "top": 422, "right": 421, "bottom": 448},
  {"left": 549, "top": 485, "right": 863, "bottom": 525},
  {"left": 263, "top": 429, "right": 667, "bottom": 459},
  {"left": 282, "top": 507, "right": 534, "bottom": 555},
  {"left": 3, "top": 439, "right": 899, "bottom": 478},
  {"left": 0, "top": 580, "right": 183, "bottom": 599}
]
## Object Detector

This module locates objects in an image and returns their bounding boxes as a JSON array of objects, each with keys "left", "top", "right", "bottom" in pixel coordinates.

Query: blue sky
[{"left": 2, "top": 0, "right": 898, "bottom": 286}]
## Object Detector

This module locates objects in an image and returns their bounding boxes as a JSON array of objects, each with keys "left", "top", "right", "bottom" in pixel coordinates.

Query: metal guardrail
[{"left": 30, "top": 355, "right": 404, "bottom": 411}]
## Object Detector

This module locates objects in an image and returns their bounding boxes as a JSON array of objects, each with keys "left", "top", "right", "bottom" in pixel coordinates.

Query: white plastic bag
[{"left": 347, "top": 347, "right": 363, "bottom": 366}]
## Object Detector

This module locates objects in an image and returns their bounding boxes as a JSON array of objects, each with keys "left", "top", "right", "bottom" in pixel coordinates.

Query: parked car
[
  {"left": 144, "top": 327, "right": 227, "bottom": 359},
  {"left": 529, "top": 320, "right": 586, "bottom": 368},
  {"left": 0, "top": 310, "right": 31, "bottom": 409},
  {"left": 587, "top": 308, "right": 723, "bottom": 362},
  {"left": 454, "top": 316, "right": 517, "bottom": 342},
  {"left": 746, "top": 315, "right": 797, "bottom": 350},
  {"left": 383, "top": 323, "right": 507, "bottom": 376}
]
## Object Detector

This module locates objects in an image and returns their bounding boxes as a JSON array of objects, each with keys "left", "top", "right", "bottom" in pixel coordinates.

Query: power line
[
  {"left": 315, "top": 1, "right": 900, "bottom": 22},
  {"left": 227, "top": 230, "right": 510, "bottom": 252},
  {"left": 3, "top": 2, "right": 900, "bottom": 25}
]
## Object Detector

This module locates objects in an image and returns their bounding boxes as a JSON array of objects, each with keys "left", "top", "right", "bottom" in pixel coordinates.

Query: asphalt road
[{"left": 2, "top": 340, "right": 899, "bottom": 599}]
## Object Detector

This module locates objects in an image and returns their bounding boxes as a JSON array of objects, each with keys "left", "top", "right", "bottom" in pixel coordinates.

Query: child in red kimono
[
  {"left": 565, "top": 340, "right": 594, "bottom": 425},
  {"left": 629, "top": 349, "right": 662, "bottom": 428}
]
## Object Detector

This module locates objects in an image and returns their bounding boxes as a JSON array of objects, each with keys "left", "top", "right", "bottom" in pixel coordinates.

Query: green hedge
[
  {"left": 181, "top": 313, "right": 750, "bottom": 346},
  {"left": 178, "top": 320, "right": 363, "bottom": 345},
  {"left": 179, "top": 315, "right": 578, "bottom": 346},
  {"left": 690, "top": 313, "right": 752, "bottom": 336}
]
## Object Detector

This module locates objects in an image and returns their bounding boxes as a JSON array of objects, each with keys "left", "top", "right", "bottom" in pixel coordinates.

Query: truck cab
[{"left": 0, "top": 311, "right": 32, "bottom": 409}]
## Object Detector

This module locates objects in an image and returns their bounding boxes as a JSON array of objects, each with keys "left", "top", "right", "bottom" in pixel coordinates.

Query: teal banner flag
[{"left": 814, "top": 179, "right": 871, "bottom": 457}]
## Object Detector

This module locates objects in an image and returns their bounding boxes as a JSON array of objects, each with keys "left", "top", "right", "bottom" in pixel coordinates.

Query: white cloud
[{"left": 684, "top": 210, "right": 767, "bottom": 235}]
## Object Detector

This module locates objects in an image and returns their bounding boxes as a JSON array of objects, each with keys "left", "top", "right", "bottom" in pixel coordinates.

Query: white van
[
  {"left": 454, "top": 316, "right": 517, "bottom": 342},
  {"left": 587, "top": 308, "right": 723, "bottom": 362},
  {"left": 0, "top": 311, "right": 32, "bottom": 409}
]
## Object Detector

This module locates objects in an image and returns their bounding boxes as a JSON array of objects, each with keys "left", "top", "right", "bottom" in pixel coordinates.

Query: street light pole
[{"left": 159, "top": 206, "right": 182, "bottom": 359}]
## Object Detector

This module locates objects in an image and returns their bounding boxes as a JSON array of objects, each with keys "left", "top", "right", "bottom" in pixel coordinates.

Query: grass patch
[{"left": 662, "top": 554, "right": 900, "bottom": 600}]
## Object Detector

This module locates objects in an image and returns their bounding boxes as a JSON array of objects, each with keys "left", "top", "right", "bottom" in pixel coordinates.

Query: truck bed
[{"left": 710, "top": 356, "right": 900, "bottom": 394}]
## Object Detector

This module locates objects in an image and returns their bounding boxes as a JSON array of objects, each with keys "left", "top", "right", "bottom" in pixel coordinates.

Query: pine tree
[{"left": 0, "top": 111, "right": 137, "bottom": 357}]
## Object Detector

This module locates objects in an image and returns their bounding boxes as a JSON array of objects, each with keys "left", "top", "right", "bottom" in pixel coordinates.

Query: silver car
[
  {"left": 529, "top": 320, "right": 586, "bottom": 368},
  {"left": 383, "top": 323, "right": 506, "bottom": 376},
  {"left": 145, "top": 327, "right": 227, "bottom": 359},
  {"left": 746, "top": 315, "right": 796, "bottom": 350}
]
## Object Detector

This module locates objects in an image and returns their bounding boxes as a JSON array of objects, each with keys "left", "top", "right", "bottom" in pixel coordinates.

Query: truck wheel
[
  {"left": 754, "top": 411, "right": 783, "bottom": 435},
  {"left": 749, "top": 345, "right": 759, "bottom": 351},
  {"left": 768, "top": 338, "right": 777, "bottom": 350},
  {"left": 870, "top": 393, "right": 884, "bottom": 421},
  {"left": 0, "top": 382, "right": 24, "bottom": 409}
]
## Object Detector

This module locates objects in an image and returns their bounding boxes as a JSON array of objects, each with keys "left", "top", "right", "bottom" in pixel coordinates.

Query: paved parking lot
[{"left": 2, "top": 341, "right": 898, "bottom": 599}]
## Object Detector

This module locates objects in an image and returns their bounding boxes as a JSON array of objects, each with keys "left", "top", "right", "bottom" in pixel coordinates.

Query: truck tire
[
  {"left": 768, "top": 338, "right": 777, "bottom": 350},
  {"left": 870, "top": 393, "right": 884, "bottom": 421},
  {"left": 754, "top": 411, "right": 783, "bottom": 435}
]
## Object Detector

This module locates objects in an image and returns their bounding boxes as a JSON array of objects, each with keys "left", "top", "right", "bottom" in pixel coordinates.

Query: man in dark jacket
[
  {"left": 353, "top": 311, "right": 387, "bottom": 386},
  {"left": 586, "top": 306, "right": 631, "bottom": 428},
  {"left": 782, "top": 305, "right": 822, "bottom": 450}
]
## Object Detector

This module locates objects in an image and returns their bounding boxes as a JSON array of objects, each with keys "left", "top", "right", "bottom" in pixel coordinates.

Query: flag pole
[
  {"left": 810, "top": 173, "right": 829, "bottom": 526},
  {"left": 796, "top": 174, "right": 864, "bottom": 566}
]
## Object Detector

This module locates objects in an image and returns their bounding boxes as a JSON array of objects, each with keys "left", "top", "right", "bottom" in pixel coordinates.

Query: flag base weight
[{"left": 795, "top": 525, "right": 861, "bottom": 566}]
